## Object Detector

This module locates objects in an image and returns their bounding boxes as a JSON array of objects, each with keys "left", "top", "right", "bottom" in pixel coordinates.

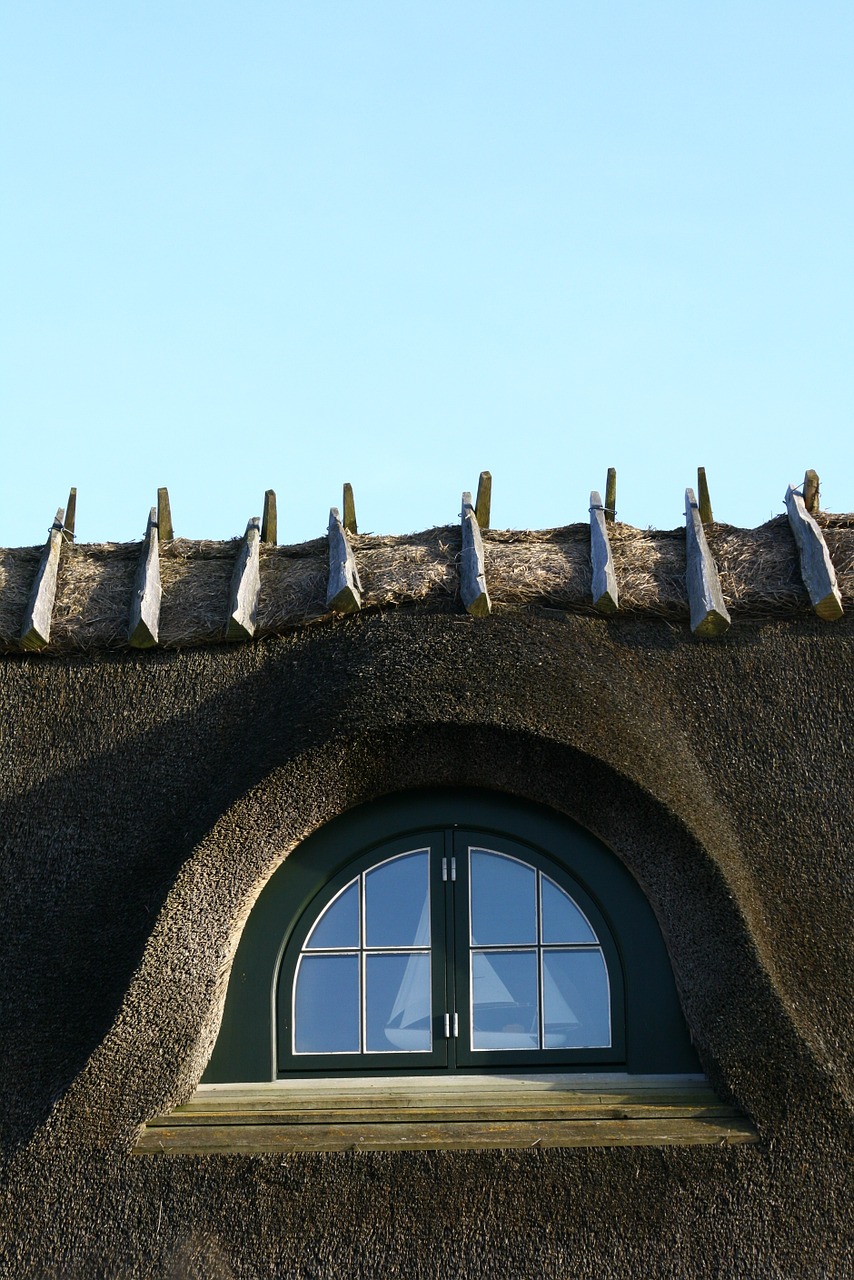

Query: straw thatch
[
  {"left": 0, "top": 546, "right": 42, "bottom": 641},
  {"left": 0, "top": 602, "right": 851, "bottom": 1277},
  {"left": 159, "top": 539, "right": 244, "bottom": 646},
  {"left": 353, "top": 528, "right": 459, "bottom": 609},
  {"left": 51, "top": 542, "right": 140, "bottom": 649},
  {"left": 0, "top": 514, "right": 851, "bottom": 653}
]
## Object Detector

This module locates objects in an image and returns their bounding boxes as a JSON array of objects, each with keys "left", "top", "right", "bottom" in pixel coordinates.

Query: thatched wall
[
  {"left": 1, "top": 514, "right": 853, "bottom": 651},
  {"left": 0, "top": 598, "right": 851, "bottom": 1277}
]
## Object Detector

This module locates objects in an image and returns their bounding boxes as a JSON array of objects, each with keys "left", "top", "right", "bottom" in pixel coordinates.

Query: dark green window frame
[{"left": 204, "top": 790, "right": 700, "bottom": 1083}]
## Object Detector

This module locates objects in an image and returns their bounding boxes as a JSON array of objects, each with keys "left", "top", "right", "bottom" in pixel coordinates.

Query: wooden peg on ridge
[
  {"left": 157, "top": 488, "right": 174, "bottom": 542},
  {"left": 784, "top": 484, "right": 843, "bottom": 621},
  {"left": 475, "top": 471, "right": 492, "bottom": 530},
  {"left": 697, "top": 468, "right": 713, "bottom": 525},
  {"left": 342, "top": 483, "right": 357, "bottom": 535},
  {"left": 226, "top": 517, "right": 262, "bottom": 640},
  {"left": 685, "top": 488, "right": 731, "bottom": 637},
  {"left": 128, "top": 508, "right": 162, "bottom": 648},
  {"left": 20, "top": 507, "right": 66, "bottom": 651},
  {"left": 460, "top": 491, "right": 491, "bottom": 616},
  {"left": 802, "top": 470, "right": 820, "bottom": 517},
  {"left": 64, "top": 488, "right": 77, "bottom": 541},
  {"left": 261, "top": 490, "right": 277, "bottom": 544},
  {"left": 327, "top": 507, "right": 362, "bottom": 613},
  {"left": 589, "top": 492, "right": 618, "bottom": 614},
  {"left": 604, "top": 468, "right": 617, "bottom": 524}
]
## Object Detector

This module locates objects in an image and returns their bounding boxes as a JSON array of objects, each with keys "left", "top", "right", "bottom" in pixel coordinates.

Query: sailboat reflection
[
  {"left": 377, "top": 894, "right": 432, "bottom": 1051},
  {"left": 472, "top": 950, "right": 583, "bottom": 1049}
]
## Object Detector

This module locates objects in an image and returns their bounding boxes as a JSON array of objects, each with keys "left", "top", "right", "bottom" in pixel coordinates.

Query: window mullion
[
  {"left": 443, "top": 829, "right": 458, "bottom": 1059},
  {"left": 359, "top": 871, "right": 366, "bottom": 1056},
  {"left": 537, "top": 870, "right": 544, "bottom": 1051}
]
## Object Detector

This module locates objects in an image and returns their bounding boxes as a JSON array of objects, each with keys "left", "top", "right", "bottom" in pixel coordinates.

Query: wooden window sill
[{"left": 134, "top": 1073, "right": 758, "bottom": 1154}]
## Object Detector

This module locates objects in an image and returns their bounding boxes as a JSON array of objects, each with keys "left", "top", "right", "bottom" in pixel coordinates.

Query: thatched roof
[
  {"left": 1, "top": 476, "right": 852, "bottom": 1276},
  {"left": 1, "top": 512, "right": 852, "bottom": 653},
  {"left": 0, "top": 603, "right": 851, "bottom": 1276}
]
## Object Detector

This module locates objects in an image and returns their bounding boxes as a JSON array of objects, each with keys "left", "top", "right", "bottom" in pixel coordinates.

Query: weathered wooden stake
[
  {"left": 342, "top": 483, "right": 357, "bottom": 535},
  {"left": 343, "top": 481, "right": 358, "bottom": 537},
  {"left": 327, "top": 508, "right": 362, "bottom": 613},
  {"left": 157, "top": 488, "right": 174, "bottom": 541},
  {"left": 604, "top": 468, "right": 617, "bottom": 523},
  {"left": 261, "top": 490, "right": 277, "bottom": 544},
  {"left": 128, "top": 508, "right": 162, "bottom": 648},
  {"left": 475, "top": 471, "right": 492, "bottom": 530},
  {"left": 460, "top": 492, "right": 491, "bottom": 617},
  {"left": 685, "top": 489, "right": 731, "bottom": 637},
  {"left": 20, "top": 508, "right": 65, "bottom": 651},
  {"left": 802, "top": 469, "right": 820, "bottom": 517},
  {"left": 64, "top": 487, "right": 77, "bottom": 541},
  {"left": 784, "top": 484, "right": 843, "bottom": 620},
  {"left": 697, "top": 468, "right": 713, "bottom": 525},
  {"left": 589, "top": 492, "right": 618, "bottom": 614},
  {"left": 226, "top": 517, "right": 262, "bottom": 640}
]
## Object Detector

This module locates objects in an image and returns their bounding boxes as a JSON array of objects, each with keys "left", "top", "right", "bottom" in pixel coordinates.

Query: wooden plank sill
[{"left": 134, "top": 1074, "right": 758, "bottom": 1154}]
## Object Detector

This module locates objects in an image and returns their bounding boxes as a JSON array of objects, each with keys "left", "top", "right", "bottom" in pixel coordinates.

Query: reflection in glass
[
  {"left": 294, "top": 954, "right": 360, "bottom": 1053},
  {"left": 305, "top": 879, "right": 360, "bottom": 950},
  {"left": 365, "top": 851, "right": 430, "bottom": 948},
  {"left": 470, "top": 850, "right": 536, "bottom": 945},
  {"left": 366, "top": 953, "right": 431, "bottom": 1052},
  {"left": 543, "top": 950, "right": 610, "bottom": 1047},
  {"left": 471, "top": 950, "right": 538, "bottom": 1049},
  {"left": 541, "top": 876, "right": 596, "bottom": 944},
  {"left": 291, "top": 842, "right": 612, "bottom": 1062}
]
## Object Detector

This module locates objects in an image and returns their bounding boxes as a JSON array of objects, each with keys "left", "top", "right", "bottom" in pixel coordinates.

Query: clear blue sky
[{"left": 2, "top": 3, "right": 852, "bottom": 546}]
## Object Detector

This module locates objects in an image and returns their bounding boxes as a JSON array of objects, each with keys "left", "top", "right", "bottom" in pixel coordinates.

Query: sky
[{"left": 1, "top": 2, "right": 852, "bottom": 547}]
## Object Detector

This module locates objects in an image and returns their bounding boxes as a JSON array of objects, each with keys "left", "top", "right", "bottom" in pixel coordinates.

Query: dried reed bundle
[
  {"left": 159, "top": 539, "right": 237, "bottom": 646},
  {"left": 484, "top": 527, "right": 593, "bottom": 606},
  {"left": 51, "top": 542, "right": 138, "bottom": 649},
  {"left": 0, "top": 547, "right": 41, "bottom": 643},
  {"left": 708, "top": 518, "right": 807, "bottom": 615},
  {"left": 256, "top": 541, "right": 328, "bottom": 633},
  {"left": 609, "top": 526, "right": 688, "bottom": 615},
  {"left": 356, "top": 528, "right": 458, "bottom": 608},
  {"left": 822, "top": 527, "right": 854, "bottom": 601}
]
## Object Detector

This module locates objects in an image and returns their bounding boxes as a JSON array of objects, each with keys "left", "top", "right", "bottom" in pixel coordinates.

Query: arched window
[
  {"left": 277, "top": 834, "right": 623, "bottom": 1072},
  {"left": 204, "top": 791, "right": 699, "bottom": 1082}
]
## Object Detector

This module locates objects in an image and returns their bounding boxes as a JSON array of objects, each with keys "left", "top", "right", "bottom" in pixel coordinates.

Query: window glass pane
[
  {"left": 470, "top": 850, "right": 536, "bottom": 945},
  {"left": 471, "top": 950, "right": 538, "bottom": 1049},
  {"left": 294, "top": 954, "right": 360, "bottom": 1053},
  {"left": 543, "top": 950, "right": 610, "bottom": 1048},
  {"left": 541, "top": 875, "right": 597, "bottom": 944},
  {"left": 304, "top": 879, "right": 359, "bottom": 950},
  {"left": 366, "top": 953, "right": 432, "bottom": 1053},
  {"left": 365, "top": 851, "right": 430, "bottom": 948}
]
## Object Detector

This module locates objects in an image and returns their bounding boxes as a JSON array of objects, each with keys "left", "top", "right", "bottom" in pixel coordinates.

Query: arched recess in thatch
[{"left": 45, "top": 715, "right": 828, "bottom": 1153}]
